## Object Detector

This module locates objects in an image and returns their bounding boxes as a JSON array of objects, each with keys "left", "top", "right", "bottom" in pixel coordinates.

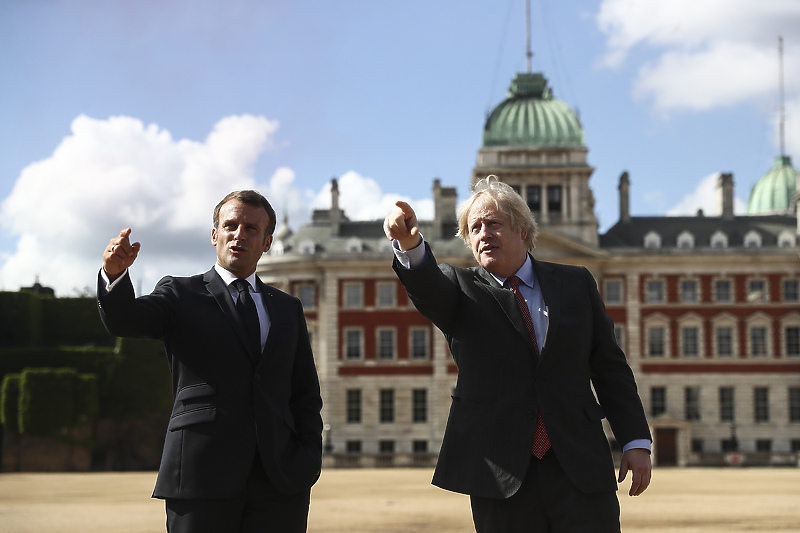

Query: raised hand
[
  {"left": 383, "top": 201, "right": 422, "bottom": 251},
  {"left": 103, "top": 228, "right": 141, "bottom": 282}
]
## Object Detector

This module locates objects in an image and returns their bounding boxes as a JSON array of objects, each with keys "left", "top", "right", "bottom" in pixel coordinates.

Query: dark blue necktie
[{"left": 233, "top": 278, "right": 261, "bottom": 356}]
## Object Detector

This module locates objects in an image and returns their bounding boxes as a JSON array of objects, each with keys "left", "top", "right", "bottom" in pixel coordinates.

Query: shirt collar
[
  {"left": 491, "top": 254, "right": 535, "bottom": 290},
  {"left": 214, "top": 264, "right": 259, "bottom": 292}
]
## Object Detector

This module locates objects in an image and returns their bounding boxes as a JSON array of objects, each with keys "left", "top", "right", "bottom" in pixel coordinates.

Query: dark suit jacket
[
  {"left": 394, "top": 244, "right": 651, "bottom": 499},
  {"left": 97, "top": 268, "right": 323, "bottom": 499}
]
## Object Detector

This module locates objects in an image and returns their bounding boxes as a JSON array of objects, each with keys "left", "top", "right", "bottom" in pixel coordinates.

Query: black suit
[
  {"left": 393, "top": 244, "right": 650, "bottom": 503},
  {"left": 97, "top": 268, "right": 323, "bottom": 503}
]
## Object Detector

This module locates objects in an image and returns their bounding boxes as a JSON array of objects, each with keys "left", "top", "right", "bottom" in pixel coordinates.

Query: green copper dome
[
  {"left": 483, "top": 72, "right": 585, "bottom": 148},
  {"left": 746, "top": 155, "right": 798, "bottom": 214}
]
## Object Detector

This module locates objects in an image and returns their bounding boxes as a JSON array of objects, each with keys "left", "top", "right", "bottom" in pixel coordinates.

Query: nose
[
  {"left": 478, "top": 223, "right": 492, "bottom": 240},
  {"left": 233, "top": 225, "right": 245, "bottom": 240}
]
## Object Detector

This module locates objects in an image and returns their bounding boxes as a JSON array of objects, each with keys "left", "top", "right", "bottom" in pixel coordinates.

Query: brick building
[{"left": 257, "top": 70, "right": 800, "bottom": 467}]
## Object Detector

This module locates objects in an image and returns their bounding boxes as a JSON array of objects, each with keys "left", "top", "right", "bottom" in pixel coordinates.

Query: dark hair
[{"left": 213, "top": 190, "right": 277, "bottom": 239}]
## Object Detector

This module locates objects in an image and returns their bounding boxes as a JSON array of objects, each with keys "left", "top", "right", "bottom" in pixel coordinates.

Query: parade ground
[{"left": 0, "top": 467, "right": 798, "bottom": 532}]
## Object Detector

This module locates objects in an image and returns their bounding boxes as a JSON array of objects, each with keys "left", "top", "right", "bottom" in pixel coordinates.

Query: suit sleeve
[
  {"left": 97, "top": 269, "right": 179, "bottom": 340},
  {"left": 583, "top": 267, "right": 652, "bottom": 446}
]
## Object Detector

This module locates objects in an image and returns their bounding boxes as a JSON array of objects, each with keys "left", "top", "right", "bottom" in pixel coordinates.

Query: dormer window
[
  {"left": 346, "top": 238, "right": 364, "bottom": 253},
  {"left": 778, "top": 230, "right": 796, "bottom": 248},
  {"left": 710, "top": 231, "right": 728, "bottom": 248},
  {"left": 677, "top": 231, "right": 695, "bottom": 249},
  {"left": 299, "top": 240, "right": 316, "bottom": 254},
  {"left": 744, "top": 230, "right": 762, "bottom": 248},
  {"left": 644, "top": 231, "right": 661, "bottom": 249}
]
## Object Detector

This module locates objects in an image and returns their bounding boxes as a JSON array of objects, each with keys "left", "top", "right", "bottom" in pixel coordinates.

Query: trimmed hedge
[
  {"left": 17, "top": 368, "right": 99, "bottom": 436},
  {"left": 0, "top": 373, "right": 21, "bottom": 431}
]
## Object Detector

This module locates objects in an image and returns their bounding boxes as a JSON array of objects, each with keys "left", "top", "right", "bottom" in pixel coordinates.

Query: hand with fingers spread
[
  {"left": 618, "top": 448, "right": 652, "bottom": 496},
  {"left": 383, "top": 201, "right": 422, "bottom": 251},
  {"left": 103, "top": 228, "right": 141, "bottom": 282}
]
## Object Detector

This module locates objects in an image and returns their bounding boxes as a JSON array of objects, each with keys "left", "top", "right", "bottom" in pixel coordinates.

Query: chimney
[
  {"left": 432, "top": 178, "right": 457, "bottom": 239},
  {"left": 618, "top": 172, "right": 630, "bottom": 223},
  {"left": 330, "top": 178, "right": 340, "bottom": 236},
  {"left": 717, "top": 173, "right": 734, "bottom": 220}
]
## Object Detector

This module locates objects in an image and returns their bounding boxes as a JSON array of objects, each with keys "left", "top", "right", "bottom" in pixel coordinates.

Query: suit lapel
[
  {"left": 203, "top": 268, "right": 259, "bottom": 366},
  {"left": 531, "top": 258, "right": 560, "bottom": 362},
  {"left": 474, "top": 266, "right": 539, "bottom": 357}
]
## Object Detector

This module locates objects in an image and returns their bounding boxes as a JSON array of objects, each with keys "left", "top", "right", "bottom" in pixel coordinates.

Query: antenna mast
[
  {"left": 525, "top": 0, "right": 532, "bottom": 73},
  {"left": 779, "top": 36, "right": 786, "bottom": 156}
]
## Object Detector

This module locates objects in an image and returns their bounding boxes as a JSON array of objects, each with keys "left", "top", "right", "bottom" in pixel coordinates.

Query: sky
[{"left": 1, "top": 0, "right": 798, "bottom": 296}]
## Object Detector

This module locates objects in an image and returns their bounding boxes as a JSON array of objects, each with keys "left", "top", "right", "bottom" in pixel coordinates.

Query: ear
[
  {"left": 520, "top": 229, "right": 527, "bottom": 242},
  {"left": 211, "top": 227, "right": 218, "bottom": 247},
  {"left": 262, "top": 234, "right": 273, "bottom": 253}
]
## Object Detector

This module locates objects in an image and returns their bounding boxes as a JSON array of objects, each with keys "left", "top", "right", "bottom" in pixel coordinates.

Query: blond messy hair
[{"left": 456, "top": 175, "right": 538, "bottom": 251}]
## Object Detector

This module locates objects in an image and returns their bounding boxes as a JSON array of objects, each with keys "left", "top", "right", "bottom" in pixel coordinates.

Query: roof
[
  {"left": 482, "top": 72, "right": 585, "bottom": 149},
  {"left": 746, "top": 155, "right": 798, "bottom": 215}
]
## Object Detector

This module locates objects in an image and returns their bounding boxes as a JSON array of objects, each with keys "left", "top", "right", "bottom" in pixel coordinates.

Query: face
[
  {"left": 211, "top": 199, "right": 273, "bottom": 278},
  {"left": 467, "top": 198, "right": 528, "bottom": 278}
]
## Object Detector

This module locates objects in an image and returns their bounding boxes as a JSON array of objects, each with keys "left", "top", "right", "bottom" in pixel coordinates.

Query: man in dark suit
[
  {"left": 383, "top": 177, "right": 651, "bottom": 532},
  {"left": 97, "top": 190, "right": 323, "bottom": 533}
]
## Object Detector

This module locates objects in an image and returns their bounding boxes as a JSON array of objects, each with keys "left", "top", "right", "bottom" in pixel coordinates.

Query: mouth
[
  {"left": 230, "top": 244, "right": 248, "bottom": 255},
  {"left": 479, "top": 245, "right": 498, "bottom": 255}
]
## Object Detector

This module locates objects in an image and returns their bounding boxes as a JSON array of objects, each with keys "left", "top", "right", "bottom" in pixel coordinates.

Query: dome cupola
[
  {"left": 746, "top": 155, "right": 798, "bottom": 215},
  {"left": 482, "top": 72, "right": 585, "bottom": 148}
]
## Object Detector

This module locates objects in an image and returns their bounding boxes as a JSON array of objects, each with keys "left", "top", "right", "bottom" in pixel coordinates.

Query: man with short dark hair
[
  {"left": 383, "top": 176, "right": 651, "bottom": 532},
  {"left": 98, "top": 190, "right": 323, "bottom": 533}
]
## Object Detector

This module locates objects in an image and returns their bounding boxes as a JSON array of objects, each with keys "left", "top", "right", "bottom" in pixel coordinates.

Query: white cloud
[
  {"left": 0, "top": 115, "right": 438, "bottom": 297},
  {"left": 665, "top": 172, "right": 747, "bottom": 216},
  {"left": 0, "top": 114, "right": 292, "bottom": 296},
  {"left": 311, "top": 170, "right": 435, "bottom": 221},
  {"left": 596, "top": 0, "right": 800, "bottom": 114}
]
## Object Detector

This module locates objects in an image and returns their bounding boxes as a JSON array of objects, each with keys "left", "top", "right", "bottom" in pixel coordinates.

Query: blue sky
[{"left": 1, "top": 0, "right": 798, "bottom": 295}]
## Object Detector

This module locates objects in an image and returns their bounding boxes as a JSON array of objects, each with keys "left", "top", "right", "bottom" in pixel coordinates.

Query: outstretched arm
[
  {"left": 103, "top": 228, "right": 141, "bottom": 282},
  {"left": 383, "top": 201, "right": 422, "bottom": 251}
]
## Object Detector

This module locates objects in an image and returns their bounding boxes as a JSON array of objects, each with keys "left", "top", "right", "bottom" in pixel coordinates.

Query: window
[
  {"left": 343, "top": 282, "right": 363, "bottom": 308},
  {"left": 346, "top": 440, "right": 362, "bottom": 454},
  {"left": 783, "top": 279, "right": 799, "bottom": 302},
  {"left": 410, "top": 327, "right": 429, "bottom": 359},
  {"left": 714, "top": 279, "right": 733, "bottom": 303},
  {"left": 691, "top": 439, "right": 704, "bottom": 453},
  {"left": 789, "top": 387, "right": 800, "bottom": 422},
  {"left": 346, "top": 389, "right": 362, "bottom": 423},
  {"left": 754, "top": 388, "right": 769, "bottom": 422},
  {"left": 547, "top": 185, "right": 562, "bottom": 218},
  {"left": 747, "top": 279, "right": 766, "bottom": 303},
  {"left": 379, "top": 389, "right": 394, "bottom": 423},
  {"left": 744, "top": 230, "right": 762, "bottom": 248},
  {"left": 677, "top": 231, "right": 695, "bottom": 249},
  {"left": 685, "top": 387, "right": 701, "bottom": 421},
  {"left": 756, "top": 439, "right": 772, "bottom": 452},
  {"left": 376, "top": 328, "right": 396, "bottom": 360},
  {"left": 651, "top": 387, "right": 666, "bottom": 417},
  {"left": 793, "top": 440, "right": 800, "bottom": 453},
  {"left": 786, "top": 326, "right": 800, "bottom": 357},
  {"left": 644, "top": 231, "right": 662, "bottom": 249},
  {"left": 680, "top": 280, "right": 698, "bottom": 303},
  {"left": 344, "top": 328, "right": 363, "bottom": 360},
  {"left": 377, "top": 282, "right": 396, "bottom": 307},
  {"left": 526, "top": 186, "right": 541, "bottom": 212},
  {"left": 710, "top": 231, "right": 728, "bottom": 248},
  {"left": 346, "top": 237, "right": 364, "bottom": 253},
  {"left": 412, "top": 389, "right": 428, "bottom": 423},
  {"left": 716, "top": 326, "right": 734, "bottom": 357},
  {"left": 379, "top": 440, "right": 395, "bottom": 454},
  {"left": 412, "top": 440, "right": 428, "bottom": 453},
  {"left": 604, "top": 280, "right": 623, "bottom": 304},
  {"left": 681, "top": 327, "right": 700, "bottom": 357},
  {"left": 778, "top": 230, "right": 796, "bottom": 248},
  {"left": 750, "top": 326, "right": 768, "bottom": 357},
  {"left": 647, "top": 327, "right": 666, "bottom": 357},
  {"left": 645, "top": 280, "right": 665, "bottom": 303},
  {"left": 719, "top": 387, "right": 735, "bottom": 422},
  {"left": 297, "top": 284, "right": 316, "bottom": 309}
]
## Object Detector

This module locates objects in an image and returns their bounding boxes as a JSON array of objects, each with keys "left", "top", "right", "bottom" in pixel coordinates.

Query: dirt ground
[{"left": 0, "top": 467, "right": 798, "bottom": 532}]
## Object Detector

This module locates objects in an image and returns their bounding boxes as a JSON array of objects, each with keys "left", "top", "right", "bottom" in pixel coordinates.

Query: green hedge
[
  {"left": 17, "top": 368, "right": 98, "bottom": 437},
  {"left": 0, "top": 292, "right": 41, "bottom": 346},
  {"left": 0, "top": 373, "right": 21, "bottom": 431},
  {"left": 41, "top": 297, "right": 116, "bottom": 347}
]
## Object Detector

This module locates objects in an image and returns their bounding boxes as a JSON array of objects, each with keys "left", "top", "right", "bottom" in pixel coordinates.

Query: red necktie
[{"left": 508, "top": 275, "right": 551, "bottom": 459}]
